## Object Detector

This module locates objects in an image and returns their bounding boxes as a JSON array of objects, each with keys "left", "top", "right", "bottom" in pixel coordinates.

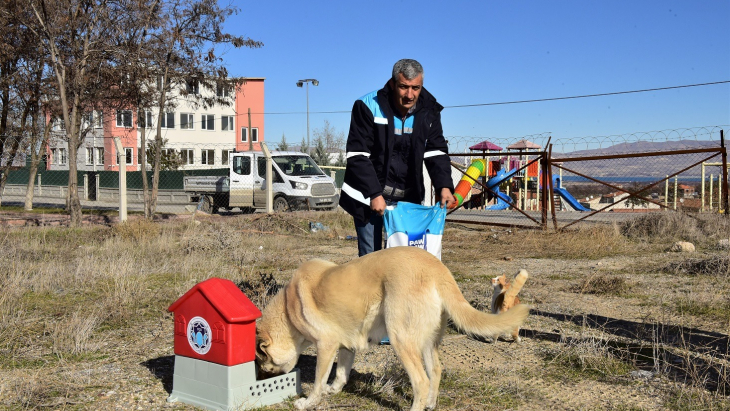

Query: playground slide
[
  {"left": 554, "top": 186, "right": 591, "bottom": 211},
  {"left": 484, "top": 169, "right": 517, "bottom": 210},
  {"left": 485, "top": 188, "right": 512, "bottom": 210},
  {"left": 450, "top": 160, "right": 520, "bottom": 210}
]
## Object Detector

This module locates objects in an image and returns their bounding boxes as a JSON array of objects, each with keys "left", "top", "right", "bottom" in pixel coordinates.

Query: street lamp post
[{"left": 296, "top": 79, "right": 319, "bottom": 153}]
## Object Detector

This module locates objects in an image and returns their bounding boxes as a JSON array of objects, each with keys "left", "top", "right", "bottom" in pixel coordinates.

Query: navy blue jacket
[{"left": 339, "top": 81, "right": 454, "bottom": 223}]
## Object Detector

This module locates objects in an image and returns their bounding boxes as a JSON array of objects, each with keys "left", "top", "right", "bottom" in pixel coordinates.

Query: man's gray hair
[{"left": 392, "top": 59, "right": 424, "bottom": 82}]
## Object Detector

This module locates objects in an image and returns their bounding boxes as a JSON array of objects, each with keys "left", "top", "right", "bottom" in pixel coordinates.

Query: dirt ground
[{"left": 2, "top": 212, "right": 730, "bottom": 410}]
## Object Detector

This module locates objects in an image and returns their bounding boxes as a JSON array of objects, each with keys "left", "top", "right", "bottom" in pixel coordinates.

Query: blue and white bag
[{"left": 383, "top": 202, "right": 447, "bottom": 260}]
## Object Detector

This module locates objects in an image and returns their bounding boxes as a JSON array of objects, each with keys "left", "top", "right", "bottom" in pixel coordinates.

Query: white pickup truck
[{"left": 183, "top": 151, "right": 339, "bottom": 213}]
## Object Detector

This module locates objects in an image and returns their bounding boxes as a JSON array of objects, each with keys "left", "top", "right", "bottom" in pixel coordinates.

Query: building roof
[
  {"left": 507, "top": 139, "right": 541, "bottom": 149},
  {"left": 168, "top": 277, "right": 262, "bottom": 323},
  {"left": 468, "top": 141, "right": 503, "bottom": 151}
]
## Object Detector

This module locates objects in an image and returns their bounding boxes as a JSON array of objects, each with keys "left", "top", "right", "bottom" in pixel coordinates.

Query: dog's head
[{"left": 255, "top": 293, "right": 302, "bottom": 376}]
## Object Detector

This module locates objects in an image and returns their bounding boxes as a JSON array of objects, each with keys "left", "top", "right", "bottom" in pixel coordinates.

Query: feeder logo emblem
[{"left": 187, "top": 316, "right": 212, "bottom": 355}]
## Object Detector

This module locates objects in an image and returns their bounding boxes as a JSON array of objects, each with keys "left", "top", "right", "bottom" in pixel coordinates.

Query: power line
[
  {"left": 258, "top": 80, "right": 730, "bottom": 115},
  {"left": 83, "top": 79, "right": 730, "bottom": 130},
  {"left": 444, "top": 80, "right": 730, "bottom": 109}
]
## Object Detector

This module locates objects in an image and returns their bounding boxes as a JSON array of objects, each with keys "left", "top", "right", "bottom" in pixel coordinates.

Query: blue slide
[
  {"left": 484, "top": 168, "right": 520, "bottom": 210},
  {"left": 553, "top": 177, "right": 591, "bottom": 211}
]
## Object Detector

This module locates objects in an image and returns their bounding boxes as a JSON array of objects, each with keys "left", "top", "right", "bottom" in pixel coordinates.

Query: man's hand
[
  {"left": 370, "top": 195, "right": 386, "bottom": 216},
  {"left": 439, "top": 187, "right": 455, "bottom": 209}
]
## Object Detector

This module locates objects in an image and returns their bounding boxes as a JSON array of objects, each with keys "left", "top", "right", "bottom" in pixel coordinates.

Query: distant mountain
[
  {"left": 555, "top": 140, "right": 719, "bottom": 158},
  {"left": 552, "top": 140, "right": 724, "bottom": 179}
]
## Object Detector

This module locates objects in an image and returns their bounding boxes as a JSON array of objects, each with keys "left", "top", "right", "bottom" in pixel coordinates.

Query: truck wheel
[
  {"left": 273, "top": 196, "right": 290, "bottom": 212},
  {"left": 201, "top": 196, "right": 214, "bottom": 214}
]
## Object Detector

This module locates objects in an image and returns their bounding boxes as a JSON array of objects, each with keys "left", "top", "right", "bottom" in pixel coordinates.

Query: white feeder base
[{"left": 167, "top": 355, "right": 301, "bottom": 410}]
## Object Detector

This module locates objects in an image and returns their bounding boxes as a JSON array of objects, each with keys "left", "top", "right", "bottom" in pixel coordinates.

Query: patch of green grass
[
  {"left": 438, "top": 370, "right": 522, "bottom": 410},
  {"left": 541, "top": 341, "right": 635, "bottom": 384},
  {"left": 674, "top": 298, "right": 730, "bottom": 322},
  {"left": 547, "top": 272, "right": 576, "bottom": 280},
  {"left": 664, "top": 386, "right": 730, "bottom": 411}
]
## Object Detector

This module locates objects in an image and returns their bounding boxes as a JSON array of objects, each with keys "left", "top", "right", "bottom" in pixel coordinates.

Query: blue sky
[{"left": 222, "top": 1, "right": 730, "bottom": 150}]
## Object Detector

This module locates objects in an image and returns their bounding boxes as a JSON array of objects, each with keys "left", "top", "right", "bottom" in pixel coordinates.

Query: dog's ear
[{"left": 256, "top": 331, "right": 271, "bottom": 361}]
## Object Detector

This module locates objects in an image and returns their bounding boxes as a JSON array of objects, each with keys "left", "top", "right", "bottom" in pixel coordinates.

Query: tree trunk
[
  {"left": 0, "top": 136, "right": 21, "bottom": 207},
  {"left": 150, "top": 70, "right": 169, "bottom": 217},
  {"left": 138, "top": 107, "right": 150, "bottom": 219},
  {"left": 25, "top": 122, "right": 52, "bottom": 210}
]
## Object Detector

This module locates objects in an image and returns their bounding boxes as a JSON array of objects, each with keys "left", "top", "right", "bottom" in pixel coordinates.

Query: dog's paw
[
  {"left": 325, "top": 384, "right": 343, "bottom": 395},
  {"left": 294, "top": 398, "right": 309, "bottom": 410}
]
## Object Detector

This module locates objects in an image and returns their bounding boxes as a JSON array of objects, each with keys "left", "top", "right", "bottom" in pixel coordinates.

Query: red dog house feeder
[{"left": 166, "top": 278, "right": 300, "bottom": 410}]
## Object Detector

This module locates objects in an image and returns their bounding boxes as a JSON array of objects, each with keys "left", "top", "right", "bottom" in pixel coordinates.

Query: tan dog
[{"left": 256, "top": 247, "right": 530, "bottom": 411}]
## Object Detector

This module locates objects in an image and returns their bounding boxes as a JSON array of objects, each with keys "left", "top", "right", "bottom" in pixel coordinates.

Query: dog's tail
[{"left": 439, "top": 271, "right": 530, "bottom": 338}]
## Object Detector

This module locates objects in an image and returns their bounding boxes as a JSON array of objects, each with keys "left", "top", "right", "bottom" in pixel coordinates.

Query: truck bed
[{"left": 183, "top": 176, "right": 230, "bottom": 193}]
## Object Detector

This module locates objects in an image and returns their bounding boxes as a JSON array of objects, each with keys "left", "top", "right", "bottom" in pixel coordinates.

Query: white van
[{"left": 183, "top": 151, "right": 339, "bottom": 213}]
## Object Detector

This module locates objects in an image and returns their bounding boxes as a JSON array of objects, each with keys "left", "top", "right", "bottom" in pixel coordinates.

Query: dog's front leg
[
  {"left": 294, "top": 343, "right": 339, "bottom": 410},
  {"left": 326, "top": 348, "right": 355, "bottom": 394}
]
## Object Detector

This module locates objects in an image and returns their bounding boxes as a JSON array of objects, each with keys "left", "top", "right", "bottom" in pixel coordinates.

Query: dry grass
[
  {"left": 572, "top": 275, "right": 632, "bottom": 295},
  {"left": 1, "top": 209, "right": 730, "bottom": 410},
  {"left": 621, "top": 212, "right": 730, "bottom": 247},
  {"left": 665, "top": 255, "right": 730, "bottom": 276}
]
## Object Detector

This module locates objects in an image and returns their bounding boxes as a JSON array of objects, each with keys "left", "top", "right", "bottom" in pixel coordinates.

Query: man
[{"left": 339, "top": 59, "right": 455, "bottom": 257}]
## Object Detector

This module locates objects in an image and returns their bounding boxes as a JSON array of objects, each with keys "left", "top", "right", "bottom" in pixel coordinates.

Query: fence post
[
  {"left": 261, "top": 142, "right": 273, "bottom": 214},
  {"left": 673, "top": 176, "right": 678, "bottom": 210},
  {"left": 37, "top": 174, "right": 42, "bottom": 195},
  {"left": 722, "top": 129, "right": 728, "bottom": 215},
  {"left": 701, "top": 163, "right": 705, "bottom": 212},
  {"left": 113, "top": 137, "right": 127, "bottom": 222}
]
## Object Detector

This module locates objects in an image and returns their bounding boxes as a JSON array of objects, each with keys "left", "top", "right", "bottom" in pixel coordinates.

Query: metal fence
[
  {"left": 1, "top": 126, "right": 728, "bottom": 227},
  {"left": 445, "top": 126, "right": 729, "bottom": 230}
]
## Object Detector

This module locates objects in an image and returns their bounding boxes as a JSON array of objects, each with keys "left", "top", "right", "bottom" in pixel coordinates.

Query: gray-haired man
[{"left": 339, "top": 59, "right": 455, "bottom": 257}]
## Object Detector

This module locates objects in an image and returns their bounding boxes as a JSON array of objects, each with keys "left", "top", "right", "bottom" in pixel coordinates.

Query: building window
[
  {"left": 96, "top": 147, "right": 104, "bottom": 165},
  {"left": 86, "top": 148, "right": 94, "bottom": 165},
  {"left": 201, "top": 149, "right": 215, "bottom": 165},
  {"left": 216, "top": 83, "right": 231, "bottom": 98},
  {"left": 201, "top": 114, "right": 215, "bottom": 131},
  {"left": 53, "top": 148, "right": 67, "bottom": 165},
  {"left": 139, "top": 111, "right": 154, "bottom": 128},
  {"left": 116, "top": 110, "right": 133, "bottom": 128},
  {"left": 241, "top": 127, "right": 259, "bottom": 143},
  {"left": 222, "top": 149, "right": 232, "bottom": 166},
  {"left": 93, "top": 110, "right": 103, "bottom": 129},
  {"left": 221, "top": 116, "right": 234, "bottom": 131},
  {"left": 181, "top": 149, "right": 194, "bottom": 165},
  {"left": 82, "top": 112, "right": 93, "bottom": 129},
  {"left": 52, "top": 118, "right": 65, "bottom": 131},
  {"left": 125, "top": 148, "right": 134, "bottom": 165},
  {"left": 180, "top": 113, "right": 194, "bottom": 130},
  {"left": 160, "top": 112, "right": 175, "bottom": 129},
  {"left": 185, "top": 79, "right": 200, "bottom": 95}
]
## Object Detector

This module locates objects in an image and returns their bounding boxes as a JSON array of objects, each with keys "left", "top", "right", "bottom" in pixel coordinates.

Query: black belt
[{"left": 383, "top": 185, "right": 410, "bottom": 200}]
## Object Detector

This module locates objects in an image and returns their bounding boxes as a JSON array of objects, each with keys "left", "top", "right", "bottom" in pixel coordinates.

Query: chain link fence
[{"left": 445, "top": 126, "right": 729, "bottom": 229}]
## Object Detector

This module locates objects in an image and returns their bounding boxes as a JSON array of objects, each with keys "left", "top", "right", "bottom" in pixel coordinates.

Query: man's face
[{"left": 391, "top": 72, "right": 423, "bottom": 116}]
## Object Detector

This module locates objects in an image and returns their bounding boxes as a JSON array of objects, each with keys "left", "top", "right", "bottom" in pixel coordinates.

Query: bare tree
[
  {"left": 119, "top": 0, "right": 262, "bottom": 217},
  {"left": 0, "top": 2, "right": 55, "bottom": 208},
  {"left": 26, "top": 0, "right": 123, "bottom": 226}
]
